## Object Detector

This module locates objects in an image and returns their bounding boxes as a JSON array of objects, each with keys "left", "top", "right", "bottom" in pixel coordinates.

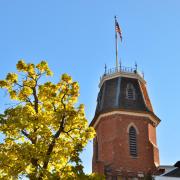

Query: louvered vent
[
  {"left": 127, "top": 88, "right": 134, "bottom": 99},
  {"left": 129, "top": 126, "right": 137, "bottom": 157},
  {"left": 126, "top": 83, "right": 135, "bottom": 100}
]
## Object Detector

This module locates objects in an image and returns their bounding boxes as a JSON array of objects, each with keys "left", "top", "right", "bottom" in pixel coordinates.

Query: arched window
[
  {"left": 126, "top": 83, "right": 135, "bottom": 100},
  {"left": 129, "top": 126, "right": 137, "bottom": 157}
]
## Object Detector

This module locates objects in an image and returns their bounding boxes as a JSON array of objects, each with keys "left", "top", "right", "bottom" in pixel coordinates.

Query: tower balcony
[{"left": 99, "top": 65, "right": 145, "bottom": 88}]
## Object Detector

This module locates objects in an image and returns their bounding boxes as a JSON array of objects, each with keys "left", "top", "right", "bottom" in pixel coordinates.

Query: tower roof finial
[
  {"left": 135, "top": 62, "right": 138, "bottom": 71},
  {"left": 104, "top": 64, "right": 107, "bottom": 75}
]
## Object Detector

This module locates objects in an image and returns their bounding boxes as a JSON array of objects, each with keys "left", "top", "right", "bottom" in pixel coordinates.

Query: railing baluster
[{"left": 102, "top": 66, "right": 143, "bottom": 79}]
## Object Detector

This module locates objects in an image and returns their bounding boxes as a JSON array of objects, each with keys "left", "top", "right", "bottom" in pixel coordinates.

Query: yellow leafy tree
[{"left": 0, "top": 60, "right": 102, "bottom": 180}]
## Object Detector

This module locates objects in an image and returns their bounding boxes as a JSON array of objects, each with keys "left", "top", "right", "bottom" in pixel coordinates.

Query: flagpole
[{"left": 115, "top": 16, "right": 118, "bottom": 71}]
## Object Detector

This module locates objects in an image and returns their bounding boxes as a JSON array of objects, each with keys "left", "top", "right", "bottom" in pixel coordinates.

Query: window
[
  {"left": 129, "top": 126, "right": 137, "bottom": 157},
  {"left": 126, "top": 83, "right": 135, "bottom": 100}
]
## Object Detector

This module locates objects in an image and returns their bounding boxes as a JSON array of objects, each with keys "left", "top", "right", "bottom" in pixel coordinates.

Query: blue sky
[{"left": 0, "top": 0, "right": 180, "bottom": 174}]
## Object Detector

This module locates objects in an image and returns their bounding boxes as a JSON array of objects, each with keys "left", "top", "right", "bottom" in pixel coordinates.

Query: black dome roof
[{"left": 95, "top": 75, "right": 153, "bottom": 115}]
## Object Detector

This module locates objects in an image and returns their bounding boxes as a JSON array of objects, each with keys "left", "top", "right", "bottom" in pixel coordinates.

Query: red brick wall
[
  {"left": 148, "top": 123, "right": 157, "bottom": 145},
  {"left": 92, "top": 113, "right": 159, "bottom": 176},
  {"left": 148, "top": 123, "right": 160, "bottom": 167}
]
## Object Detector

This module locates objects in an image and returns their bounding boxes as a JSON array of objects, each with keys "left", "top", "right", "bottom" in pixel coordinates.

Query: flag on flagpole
[{"left": 115, "top": 20, "right": 122, "bottom": 42}]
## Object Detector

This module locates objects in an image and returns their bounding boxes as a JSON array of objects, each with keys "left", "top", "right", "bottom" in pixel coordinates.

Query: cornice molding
[
  {"left": 99, "top": 72, "right": 146, "bottom": 88},
  {"left": 92, "top": 110, "right": 160, "bottom": 128}
]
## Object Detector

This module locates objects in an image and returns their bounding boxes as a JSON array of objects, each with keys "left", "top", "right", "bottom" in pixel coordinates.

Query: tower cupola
[
  {"left": 91, "top": 65, "right": 160, "bottom": 179},
  {"left": 91, "top": 65, "right": 160, "bottom": 127}
]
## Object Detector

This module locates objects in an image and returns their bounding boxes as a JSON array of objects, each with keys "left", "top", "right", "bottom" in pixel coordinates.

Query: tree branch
[
  {"left": 21, "top": 130, "right": 36, "bottom": 144},
  {"left": 38, "top": 90, "right": 68, "bottom": 179},
  {"left": 42, "top": 115, "right": 65, "bottom": 170}
]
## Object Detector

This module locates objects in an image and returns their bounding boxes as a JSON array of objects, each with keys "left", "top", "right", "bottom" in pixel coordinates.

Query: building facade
[
  {"left": 90, "top": 66, "right": 160, "bottom": 179},
  {"left": 155, "top": 161, "right": 180, "bottom": 179}
]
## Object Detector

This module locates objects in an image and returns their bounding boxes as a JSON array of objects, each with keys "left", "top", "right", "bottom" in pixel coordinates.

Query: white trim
[
  {"left": 93, "top": 111, "right": 159, "bottom": 128},
  {"left": 149, "top": 140, "right": 158, "bottom": 148},
  {"left": 155, "top": 162, "right": 160, "bottom": 167},
  {"left": 127, "top": 122, "right": 139, "bottom": 134},
  {"left": 99, "top": 71, "right": 146, "bottom": 88}
]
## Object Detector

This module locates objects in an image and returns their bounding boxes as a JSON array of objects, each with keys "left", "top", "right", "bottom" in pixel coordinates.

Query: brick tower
[{"left": 90, "top": 66, "right": 160, "bottom": 179}]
